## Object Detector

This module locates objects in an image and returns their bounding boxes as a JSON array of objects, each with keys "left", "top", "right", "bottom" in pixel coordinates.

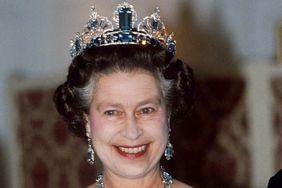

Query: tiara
[{"left": 69, "top": 2, "right": 176, "bottom": 58}]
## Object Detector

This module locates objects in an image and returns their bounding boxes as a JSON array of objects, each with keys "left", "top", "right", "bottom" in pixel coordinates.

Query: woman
[{"left": 54, "top": 2, "right": 195, "bottom": 188}]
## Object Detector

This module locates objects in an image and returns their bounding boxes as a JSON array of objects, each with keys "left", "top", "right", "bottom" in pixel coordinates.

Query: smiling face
[{"left": 86, "top": 70, "right": 168, "bottom": 179}]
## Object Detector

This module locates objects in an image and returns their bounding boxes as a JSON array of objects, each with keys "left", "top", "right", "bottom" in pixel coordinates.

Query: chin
[
  {"left": 114, "top": 164, "right": 158, "bottom": 179},
  {"left": 111, "top": 153, "right": 162, "bottom": 179}
]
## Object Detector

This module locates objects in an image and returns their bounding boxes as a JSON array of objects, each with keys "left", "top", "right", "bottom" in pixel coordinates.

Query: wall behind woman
[{"left": 1, "top": 0, "right": 282, "bottom": 188}]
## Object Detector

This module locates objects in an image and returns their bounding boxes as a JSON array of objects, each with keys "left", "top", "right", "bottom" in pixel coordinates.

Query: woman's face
[{"left": 87, "top": 70, "right": 168, "bottom": 179}]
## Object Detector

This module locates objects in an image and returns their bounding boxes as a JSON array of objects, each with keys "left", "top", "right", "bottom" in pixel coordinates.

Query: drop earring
[
  {"left": 164, "top": 123, "right": 174, "bottom": 160},
  {"left": 87, "top": 137, "right": 95, "bottom": 165}
]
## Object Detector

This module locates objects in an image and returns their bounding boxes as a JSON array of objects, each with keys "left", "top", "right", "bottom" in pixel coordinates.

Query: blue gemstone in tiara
[{"left": 69, "top": 2, "right": 176, "bottom": 58}]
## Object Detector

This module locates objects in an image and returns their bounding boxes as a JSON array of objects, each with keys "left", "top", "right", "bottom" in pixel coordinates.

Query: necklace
[{"left": 96, "top": 166, "right": 173, "bottom": 188}]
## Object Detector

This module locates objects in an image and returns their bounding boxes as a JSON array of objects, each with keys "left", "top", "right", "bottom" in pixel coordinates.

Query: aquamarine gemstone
[
  {"left": 150, "top": 38, "right": 157, "bottom": 46},
  {"left": 118, "top": 33, "right": 133, "bottom": 42},
  {"left": 88, "top": 20, "right": 98, "bottom": 28},
  {"left": 164, "top": 143, "right": 174, "bottom": 160},
  {"left": 119, "top": 8, "right": 132, "bottom": 31},
  {"left": 152, "top": 20, "right": 162, "bottom": 30},
  {"left": 74, "top": 39, "right": 81, "bottom": 51}
]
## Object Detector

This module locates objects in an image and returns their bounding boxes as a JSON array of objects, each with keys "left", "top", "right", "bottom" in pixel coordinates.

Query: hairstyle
[{"left": 53, "top": 45, "right": 195, "bottom": 139}]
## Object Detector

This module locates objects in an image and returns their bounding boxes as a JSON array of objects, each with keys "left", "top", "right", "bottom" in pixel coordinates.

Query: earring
[
  {"left": 164, "top": 127, "right": 174, "bottom": 160},
  {"left": 87, "top": 137, "right": 95, "bottom": 165}
]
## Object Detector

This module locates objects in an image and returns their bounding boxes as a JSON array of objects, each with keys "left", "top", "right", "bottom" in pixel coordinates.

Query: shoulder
[{"left": 173, "top": 179, "right": 193, "bottom": 188}]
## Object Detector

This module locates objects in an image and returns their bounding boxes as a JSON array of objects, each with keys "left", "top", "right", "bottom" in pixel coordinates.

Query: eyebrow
[
  {"left": 96, "top": 103, "right": 123, "bottom": 111},
  {"left": 96, "top": 96, "right": 163, "bottom": 111},
  {"left": 136, "top": 97, "right": 162, "bottom": 107}
]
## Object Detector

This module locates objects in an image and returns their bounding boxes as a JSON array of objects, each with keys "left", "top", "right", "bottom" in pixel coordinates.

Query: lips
[{"left": 115, "top": 144, "right": 148, "bottom": 159}]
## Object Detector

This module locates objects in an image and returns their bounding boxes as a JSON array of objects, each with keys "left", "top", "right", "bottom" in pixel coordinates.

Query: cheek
[
  {"left": 158, "top": 113, "right": 169, "bottom": 144},
  {"left": 88, "top": 113, "right": 112, "bottom": 141},
  {"left": 145, "top": 113, "right": 168, "bottom": 142},
  {"left": 156, "top": 123, "right": 168, "bottom": 142}
]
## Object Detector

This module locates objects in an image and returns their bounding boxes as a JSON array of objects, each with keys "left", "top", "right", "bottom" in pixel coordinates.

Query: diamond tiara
[{"left": 69, "top": 2, "right": 176, "bottom": 58}]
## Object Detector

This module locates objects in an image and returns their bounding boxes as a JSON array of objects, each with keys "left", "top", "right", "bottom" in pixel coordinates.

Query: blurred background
[{"left": 1, "top": 0, "right": 282, "bottom": 187}]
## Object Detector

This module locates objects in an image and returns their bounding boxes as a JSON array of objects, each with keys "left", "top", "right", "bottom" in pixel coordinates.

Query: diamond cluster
[{"left": 70, "top": 2, "right": 176, "bottom": 58}]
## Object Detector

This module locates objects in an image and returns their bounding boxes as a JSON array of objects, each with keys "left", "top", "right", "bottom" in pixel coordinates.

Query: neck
[{"left": 102, "top": 166, "right": 164, "bottom": 188}]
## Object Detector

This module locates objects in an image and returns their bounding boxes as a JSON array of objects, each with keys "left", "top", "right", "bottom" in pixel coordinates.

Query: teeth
[{"left": 118, "top": 145, "right": 146, "bottom": 154}]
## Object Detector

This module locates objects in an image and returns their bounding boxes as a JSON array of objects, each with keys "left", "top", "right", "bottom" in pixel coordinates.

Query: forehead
[{"left": 92, "top": 70, "right": 163, "bottom": 104}]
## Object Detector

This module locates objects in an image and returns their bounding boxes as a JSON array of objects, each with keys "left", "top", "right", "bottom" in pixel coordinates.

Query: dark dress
[{"left": 268, "top": 169, "right": 282, "bottom": 188}]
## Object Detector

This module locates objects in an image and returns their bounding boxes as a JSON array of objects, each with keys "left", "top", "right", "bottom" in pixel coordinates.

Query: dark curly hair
[{"left": 53, "top": 44, "right": 195, "bottom": 139}]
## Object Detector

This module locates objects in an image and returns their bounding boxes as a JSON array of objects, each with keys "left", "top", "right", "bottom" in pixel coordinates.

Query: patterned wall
[
  {"left": 17, "top": 89, "right": 99, "bottom": 188},
  {"left": 16, "top": 76, "right": 249, "bottom": 188},
  {"left": 163, "top": 76, "right": 250, "bottom": 188}
]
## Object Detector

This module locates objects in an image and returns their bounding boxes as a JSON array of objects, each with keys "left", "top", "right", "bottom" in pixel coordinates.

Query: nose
[{"left": 123, "top": 115, "right": 142, "bottom": 140}]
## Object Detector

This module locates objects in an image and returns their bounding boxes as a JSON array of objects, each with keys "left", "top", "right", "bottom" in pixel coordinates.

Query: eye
[
  {"left": 104, "top": 110, "right": 120, "bottom": 116},
  {"left": 142, "top": 107, "right": 155, "bottom": 114},
  {"left": 137, "top": 107, "right": 155, "bottom": 116}
]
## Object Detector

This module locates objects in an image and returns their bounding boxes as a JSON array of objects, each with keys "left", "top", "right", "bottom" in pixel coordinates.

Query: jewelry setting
[
  {"left": 87, "top": 137, "right": 95, "bottom": 165},
  {"left": 69, "top": 2, "right": 176, "bottom": 58},
  {"left": 95, "top": 166, "right": 173, "bottom": 188}
]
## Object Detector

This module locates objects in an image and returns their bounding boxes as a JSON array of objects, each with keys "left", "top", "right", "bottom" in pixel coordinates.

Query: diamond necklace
[{"left": 95, "top": 166, "right": 173, "bottom": 188}]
